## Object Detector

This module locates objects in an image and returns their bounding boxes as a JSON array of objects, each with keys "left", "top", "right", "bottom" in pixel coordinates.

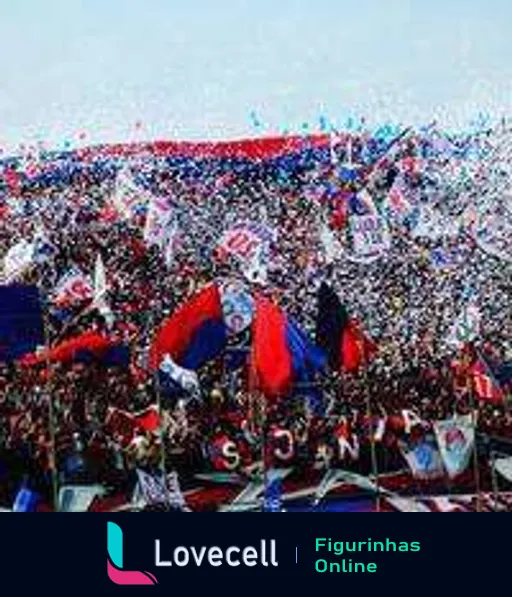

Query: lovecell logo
[{"left": 107, "top": 522, "right": 158, "bottom": 585}]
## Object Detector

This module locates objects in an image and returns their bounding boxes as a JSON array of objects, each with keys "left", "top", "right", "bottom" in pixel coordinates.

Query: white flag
[
  {"left": 94, "top": 253, "right": 108, "bottom": 303},
  {"left": 113, "top": 167, "right": 151, "bottom": 219},
  {"left": 163, "top": 218, "right": 181, "bottom": 268},
  {"left": 166, "top": 471, "right": 187, "bottom": 509},
  {"left": 144, "top": 196, "right": 173, "bottom": 248},
  {"left": 160, "top": 354, "right": 200, "bottom": 398},
  {"left": 3, "top": 239, "right": 34, "bottom": 282},
  {"left": 93, "top": 253, "right": 114, "bottom": 327},
  {"left": 132, "top": 470, "right": 167, "bottom": 507}
]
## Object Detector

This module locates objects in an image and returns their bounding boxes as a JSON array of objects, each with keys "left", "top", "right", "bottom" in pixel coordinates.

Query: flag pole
[
  {"left": 490, "top": 450, "right": 499, "bottom": 512},
  {"left": 248, "top": 322, "right": 267, "bottom": 511},
  {"left": 41, "top": 307, "right": 60, "bottom": 512},
  {"left": 148, "top": 306, "right": 172, "bottom": 511},
  {"left": 469, "top": 387, "right": 482, "bottom": 512},
  {"left": 363, "top": 368, "right": 380, "bottom": 512},
  {"left": 153, "top": 370, "right": 172, "bottom": 511}
]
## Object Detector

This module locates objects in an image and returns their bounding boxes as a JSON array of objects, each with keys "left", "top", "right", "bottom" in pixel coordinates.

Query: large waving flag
[
  {"left": 251, "top": 295, "right": 326, "bottom": 398},
  {"left": 315, "top": 282, "right": 376, "bottom": 372},
  {"left": 20, "top": 330, "right": 127, "bottom": 367},
  {"left": 149, "top": 284, "right": 227, "bottom": 371}
]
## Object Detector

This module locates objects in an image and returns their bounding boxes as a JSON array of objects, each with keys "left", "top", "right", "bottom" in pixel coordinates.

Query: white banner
[
  {"left": 218, "top": 221, "right": 275, "bottom": 264},
  {"left": 433, "top": 415, "right": 474, "bottom": 479},
  {"left": 217, "top": 221, "right": 275, "bottom": 284},
  {"left": 350, "top": 214, "right": 390, "bottom": 257}
]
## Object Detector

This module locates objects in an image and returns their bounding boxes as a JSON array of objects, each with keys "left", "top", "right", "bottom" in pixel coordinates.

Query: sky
[{"left": 1, "top": 0, "right": 512, "bottom": 153}]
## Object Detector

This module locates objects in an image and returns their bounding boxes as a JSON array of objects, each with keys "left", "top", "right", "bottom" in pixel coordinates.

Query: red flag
[
  {"left": 104, "top": 408, "right": 137, "bottom": 447},
  {"left": 451, "top": 344, "right": 474, "bottom": 395},
  {"left": 330, "top": 191, "right": 349, "bottom": 230},
  {"left": 149, "top": 283, "right": 224, "bottom": 370},
  {"left": 134, "top": 405, "right": 161, "bottom": 433},
  {"left": 20, "top": 331, "right": 120, "bottom": 366},
  {"left": 4, "top": 167, "right": 21, "bottom": 196},
  {"left": 105, "top": 406, "right": 160, "bottom": 446},
  {"left": 341, "top": 319, "right": 377, "bottom": 372},
  {"left": 251, "top": 296, "right": 292, "bottom": 397}
]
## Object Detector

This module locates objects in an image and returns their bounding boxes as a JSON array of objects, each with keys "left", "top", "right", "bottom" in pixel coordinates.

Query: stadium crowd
[{"left": 0, "top": 126, "right": 510, "bottom": 511}]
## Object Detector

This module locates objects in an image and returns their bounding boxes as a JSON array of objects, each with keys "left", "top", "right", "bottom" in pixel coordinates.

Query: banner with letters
[{"left": 349, "top": 214, "right": 390, "bottom": 259}]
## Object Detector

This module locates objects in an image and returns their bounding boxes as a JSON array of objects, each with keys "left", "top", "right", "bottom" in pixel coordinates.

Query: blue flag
[
  {"left": 13, "top": 484, "right": 39, "bottom": 512},
  {"left": 263, "top": 477, "right": 283, "bottom": 512},
  {"left": 0, "top": 285, "right": 44, "bottom": 361}
]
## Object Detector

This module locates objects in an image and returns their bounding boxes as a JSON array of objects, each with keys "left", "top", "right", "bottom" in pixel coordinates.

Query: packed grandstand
[{"left": 0, "top": 124, "right": 510, "bottom": 512}]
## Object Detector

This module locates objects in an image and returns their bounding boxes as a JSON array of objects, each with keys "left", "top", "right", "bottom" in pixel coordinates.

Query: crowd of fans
[{"left": 0, "top": 126, "right": 510, "bottom": 510}]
